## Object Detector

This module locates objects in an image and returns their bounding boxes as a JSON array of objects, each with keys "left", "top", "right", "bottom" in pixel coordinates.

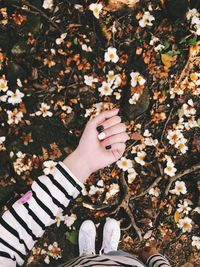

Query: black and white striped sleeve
[
  {"left": 147, "top": 253, "right": 171, "bottom": 267},
  {"left": 0, "top": 161, "right": 83, "bottom": 267}
]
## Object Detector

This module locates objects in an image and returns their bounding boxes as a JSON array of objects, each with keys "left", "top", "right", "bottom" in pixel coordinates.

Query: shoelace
[{"left": 82, "top": 232, "right": 95, "bottom": 255}]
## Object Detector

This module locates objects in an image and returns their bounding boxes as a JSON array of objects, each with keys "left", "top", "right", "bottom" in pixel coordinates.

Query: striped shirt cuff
[
  {"left": 0, "top": 161, "right": 83, "bottom": 267},
  {"left": 147, "top": 254, "right": 171, "bottom": 267}
]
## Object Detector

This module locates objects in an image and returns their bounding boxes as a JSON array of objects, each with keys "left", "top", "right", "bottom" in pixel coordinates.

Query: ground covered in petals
[{"left": 0, "top": 0, "right": 200, "bottom": 266}]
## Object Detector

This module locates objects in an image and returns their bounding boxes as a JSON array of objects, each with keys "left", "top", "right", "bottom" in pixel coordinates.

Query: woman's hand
[{"left": 63, "top": 109, "right": 129, "bottom": 183}]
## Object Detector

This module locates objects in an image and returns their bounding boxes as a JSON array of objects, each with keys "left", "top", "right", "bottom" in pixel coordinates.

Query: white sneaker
[
  {"left": 79, "top": 220, "right": 96, "bottom": 256},
  {"left": 100, "top": 218, "right": 121, "bottom": 254}
]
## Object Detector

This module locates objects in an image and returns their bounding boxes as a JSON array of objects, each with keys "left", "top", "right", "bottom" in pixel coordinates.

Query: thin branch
[
  {"left": 165, "top": 163, "right": 200, "bottom": 195},
  {"left": 22, "top": 0, "right": 62, "bottom": 33},
  {"left": 160, "top": 107, "right": 174, "bottom": 145},
  {"left": 130, "top": 176, "right": 163, "bottom": 200}
]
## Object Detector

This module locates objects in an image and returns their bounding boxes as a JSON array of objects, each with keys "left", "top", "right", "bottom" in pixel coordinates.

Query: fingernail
[
  {"left": 96, "top": 125, "right": 104, "bottom": 133},
  {"left": 105, "top": 145, "right": 111, "bottom": 150},
  {"left": 98, "top": 132, "right": 106, "bottom": 140}
]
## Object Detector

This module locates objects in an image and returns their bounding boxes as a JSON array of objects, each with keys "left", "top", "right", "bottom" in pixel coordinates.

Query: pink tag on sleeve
[{"left": 18, "top": 190, "right": 32, "bottom": 204}]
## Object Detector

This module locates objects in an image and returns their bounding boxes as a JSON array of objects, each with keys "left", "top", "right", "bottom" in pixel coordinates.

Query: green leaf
[
  {"left": 73, "top": 38, "right": 79, "bottom": 45},
  {"left": 188, "top": 38, "right": 197, "bottom": 46},
  {"left": 163, "top": 42, "right": 170, "bottom": 50},
  {"left": 65, "top": 231, "right": 78, "bottom": 245}
]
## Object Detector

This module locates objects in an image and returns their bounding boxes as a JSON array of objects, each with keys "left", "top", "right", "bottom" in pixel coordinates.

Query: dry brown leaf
[
  {"left": 161, "top": 53, "right": 177, "bottom": 69},
  {"left": 189, "top": 40, "right": 200, "bottom": 57},
  {"left": 107, "top": 0, "right": 139, "bottom": 10},
  {"left": 130, "top": 132, "right": 143, "bottom": 141}
]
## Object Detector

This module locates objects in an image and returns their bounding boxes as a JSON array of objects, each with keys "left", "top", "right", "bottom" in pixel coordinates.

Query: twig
[
  {"left": 22, "top": 0, "right": 62, "bottom": 33},
  {"left": 164, "top": 163, "right": 200, "bottom": 195},
  {"left": 160, "top": 107, "right": 174, "bottom": 145},
  {"left": 119, "top": 173, "right": 143, "bottom": 241},
  {"left": 130, "top": 176, "right": 163, "bottom": 200}
]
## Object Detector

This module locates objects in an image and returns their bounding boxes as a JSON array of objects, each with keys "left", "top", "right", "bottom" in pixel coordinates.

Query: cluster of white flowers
[
  {"left": 149, "top": 36, "right": 165, "bottom": 52},
  {"left": 54, "top": 213, "right": 77, "bottom": 228},
  {"left": 0, "top": 77, "right": 24, "bottom": 104},
  {"left": 143, "top": 130, "right": 158, "bottom": 147},
  {"left": 139, "top": 11, "right": 155, "bottom": 28},
  {"left": 129, "top": 72, "right": 146, "bottom": 105},
  {"left": 167, "top": 129, "right": 188, "bottom": 154},
  {"left": 43, "top": 160, "right": 57, "bottom": 175},
  {"left": 43, "top": 241, "right": 61, "bottom": 264},
  {"left": 13, "top": 151, "right": 33, "bottom": 175},
  {"left": 35, "top": 103, "right": 53, "bottom": 117},
  {"left": 105, "top": 183, "right": 120, "bottom": 201},
  {"left": 89, "top": 3, "right": 103, "bottom": 19},
  {"left": 186, "top": 8, "right": 200, "bottom": 35},
  {"left": 98, "top": 70, "right": 121, "bottom": 96},
  {"left": 164, "top": 158, "right": 177, "bottom": 177},
  {"left": 117, "top": 157, "right": 137, "bottom": 183},
  {"left": 170, "top": 181, "right": 187, "bottom": 195}
]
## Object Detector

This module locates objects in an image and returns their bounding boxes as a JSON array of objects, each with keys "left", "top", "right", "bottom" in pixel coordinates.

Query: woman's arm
[{"left": 0, "top": 109, "right": 129, "bottom": 266}]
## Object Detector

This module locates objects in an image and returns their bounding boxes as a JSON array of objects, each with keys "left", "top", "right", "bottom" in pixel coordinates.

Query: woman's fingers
[
  {"left": 101, "top": 132, "right": 129, "bottom": 148},
  {"left": 98, "top": 123, "right": 127, "bottom": 140},
  {"left": 110, "top": 143, "right": 126, "bottom": 160},
  {"left": 97, "top": 115, "right": 121, "bottom": 132},
  {"left": 92, "top": 108, "right": 119, "bottom": 126}
]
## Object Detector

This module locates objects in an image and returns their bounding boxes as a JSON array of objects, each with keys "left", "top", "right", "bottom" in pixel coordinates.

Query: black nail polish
[
  {"left": 105, "top": 145, "right": 111, "bottom": 150},
  {"left": 96, "top": 125, "right": 104, "bottom": 133}
]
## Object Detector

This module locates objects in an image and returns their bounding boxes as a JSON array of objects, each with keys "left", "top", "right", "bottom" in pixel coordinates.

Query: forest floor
[{"left": 0, "top": 0, "right": 200, "bottom": 266}]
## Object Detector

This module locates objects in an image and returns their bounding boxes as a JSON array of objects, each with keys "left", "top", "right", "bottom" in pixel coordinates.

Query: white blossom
[
  {"left": 177, "top": 199, "right": 192, "bottom": 215},
  {"left": 192, "top": 236, "right": 200, "bottom": 249},
  {"left": 89, "top": 3, "right": 103, "bottom": 19},
  {"left": 105, "top": 183, "right": 120, "bottom": 199},
  {"left": 104, "top": 47, "right": 119, "bottom": 63},
  {"left": 117, "top": 157, "right": 133, "bottom": 171},
  {"left": 177, "top": 217, "right": 193, "bottom": 233},
  {"left": 7, "top": 89, "right": 24, "bottom": 105},
  {"left": 135, "top": 151, "right": 146, "bottom": 166},
  {"left": 149, "top": 187, "right": 160, "bottom": 197},
  {"left": 0, "top": 78, "right": 8, "bottom": 92},
  {"left": 7, "top": 109, "right": 23, "bottom": 124},
  {"left": 98, "top": 81, "right": 113, "bottom": 96},
  {"left": 127, "top": 168, "right": 137, "bottom": 183},
  {"left": 164, "top": 160, "right": 177, "bottom": 177},
  {"left": 139, "top": 11, "right": 155, "bottom": 28},
  {"left": 36, "top": 103, "right": 53, "bottom": 117},
  {"left": 55, "top": 33, "right": 67, "bottom": 45},
  {"left": 84, "top": 75, "right": 98, "bottom": 86},
  {"left": 43, "top": 0, "right": 54, "bottom": 9},
  {"left": 43, "top": 160, "right": 56, "bottom": 175},
  {"left": 64, "top": 214, "right": 77, "bottom": 228},
  {"left": 129, "top": 93, "right": 141, "bottom": 104},
  {"left": 130, "top": 72, "right": 146, "bottom": 87},
  {"left": 170, "top": 181, "right": 187, "bottom": 195},
  {"left": 82, "top": 44, "right": 92, "bottom": 52}
]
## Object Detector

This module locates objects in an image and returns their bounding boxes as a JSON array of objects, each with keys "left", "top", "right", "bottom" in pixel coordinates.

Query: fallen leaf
[
  {"left": 161, "top": 53, "right": 177, "bottom": 69},
  {"left": 130, "top": 132, "right": 143, "bottom": 141},
  {"left": 174, "top": 210, "right": 181, "bottom": 223}
]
